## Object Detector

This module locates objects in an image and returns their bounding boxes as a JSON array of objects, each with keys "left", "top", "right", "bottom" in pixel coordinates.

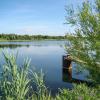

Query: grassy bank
[{"left": 0, "top": 52, "right": 99, "bottom": 100}]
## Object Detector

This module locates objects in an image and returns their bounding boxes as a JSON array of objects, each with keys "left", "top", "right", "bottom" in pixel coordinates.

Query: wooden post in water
[
  {"left": 62, "top": 54, "right": 72, "bottom": 82},
  {"left": 63, "top": 55, "right": 72, "bottom": 69}
]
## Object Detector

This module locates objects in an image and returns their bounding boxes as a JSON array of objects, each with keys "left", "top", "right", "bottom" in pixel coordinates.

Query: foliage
[
  {"left": 30, "top": 70, "right": 52, "bottom": 100},
  {"left": 65, "top": 0, "right": 100, "bottom": 83},
  {"left": 0, "top": 52, "right": 31, "bottom": 100},
  {"left": 0, "top": 52, "right": 52, "bottom": 100},
  {"left": 0, "top": 34, "right": 66, "bottom": 41},
  {"left": 0, "top": 53, "right": 99, "bottom": 100},
  {"left": 56, "top": 84, "right": 100, "bottom": 100}
]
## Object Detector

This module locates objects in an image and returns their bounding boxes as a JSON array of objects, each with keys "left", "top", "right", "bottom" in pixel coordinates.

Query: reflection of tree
[
  {"left": 0, "top": 44, "right": 30, "bottom": 49},
  {"left": 62, "top": 68, "right": 93, "bottom": 86},
  {"left": 62, "top": 55, "right": 93, "bottom": 85}
]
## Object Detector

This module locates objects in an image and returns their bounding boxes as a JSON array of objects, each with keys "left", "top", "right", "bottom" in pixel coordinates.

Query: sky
[{"left": 0, "top": 0, "right": 93, "bottom": 36}]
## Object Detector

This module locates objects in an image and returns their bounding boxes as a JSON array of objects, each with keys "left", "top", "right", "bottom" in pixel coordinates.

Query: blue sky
[{"left": 0, "top": 0, "right": 93, "bottom": 36}]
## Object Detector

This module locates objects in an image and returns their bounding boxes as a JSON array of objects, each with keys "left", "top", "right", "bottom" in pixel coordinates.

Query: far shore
[{"left": 0, "top": 39, "right": 66, "bottom": 42}]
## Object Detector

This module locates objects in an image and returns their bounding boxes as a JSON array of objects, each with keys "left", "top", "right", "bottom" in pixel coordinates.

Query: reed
[{"left": 0, "top": 52, "right": 31, "bottom": 100}]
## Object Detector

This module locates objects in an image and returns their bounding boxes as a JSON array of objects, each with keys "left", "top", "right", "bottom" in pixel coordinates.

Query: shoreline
[{"left": 0, "top": 39, "right": 66, "bottom": 42}]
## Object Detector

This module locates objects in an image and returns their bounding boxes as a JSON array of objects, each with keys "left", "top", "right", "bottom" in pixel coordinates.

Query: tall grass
[
  {"left": 0, "top": 52, "right": 31, "bottom": 100},
  {"left": 0, "top": 52, "right": 99, "bottom": 100},
  {"left": 30, "top": 70, "right": 52, "bottom": 100}
]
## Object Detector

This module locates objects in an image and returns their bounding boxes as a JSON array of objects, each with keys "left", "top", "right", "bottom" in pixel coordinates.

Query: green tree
[{"left": 65, "top": 0, "right": 100, "bottom": 83}]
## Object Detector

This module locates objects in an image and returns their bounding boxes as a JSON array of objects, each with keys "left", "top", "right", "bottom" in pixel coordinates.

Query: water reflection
[
  {"left": 62, "top": 68, "right": 72, "bottom": 82},
  {"left": 0, "top": 44, "right": 30, "bottom": 49},
  {"left": 62, "top": 55, "right": 92, "bottom": 84},
  {"left": 0, "top": 41, "right": 92, "bottom": 94},
  {"left": 62, "top": 68, "right": 88, "bottom": 83}
]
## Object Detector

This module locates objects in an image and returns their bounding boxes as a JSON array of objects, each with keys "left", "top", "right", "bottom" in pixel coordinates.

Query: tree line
[{"left": 0, "top": 34, "right": 67, "bottom": 40}]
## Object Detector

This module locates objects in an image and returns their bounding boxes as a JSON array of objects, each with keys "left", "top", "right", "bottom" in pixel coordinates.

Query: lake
[{"left": 0, "top": 40, "right": 89, "bottom": 94}]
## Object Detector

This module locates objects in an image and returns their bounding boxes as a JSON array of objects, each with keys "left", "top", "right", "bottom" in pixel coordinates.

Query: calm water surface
[{"left": 0, "top": 40, "right": 89, "bottom": 94}]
